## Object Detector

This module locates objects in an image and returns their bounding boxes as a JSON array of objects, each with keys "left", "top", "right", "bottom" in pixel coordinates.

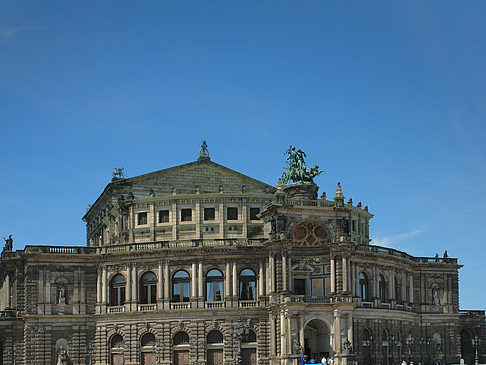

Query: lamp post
[
  {"left": 229, "top": 318, "right": 250, "bottom": 365},
  {"left": 190, "top": 338, "right": 201, "bottom": 365},
  {"left": 405, "top": 334, "right": 414, "bottom": 364},
  {"left": 390, "top": 336, "right": 396, "bottom": 365},
  {"left": 86, "top": 342, "right": 96, "bottom": 365},
  {"left": 293, "top": 338, "right": 303, "bottom": 365},
  {"left": 7, "top": 344, "right": 20, "bottom": 365},
  {"left": 362, "top": 335, "right": 374, "bottom": 365},
  {"left": 472, "top": 335, "right": 480, "bottom": 365},
  {"left": 155, "top": 339, "right": 164, "bottom": 365},
  {"left": 419, "top": 338, "right": 430, "bottom": 365}
]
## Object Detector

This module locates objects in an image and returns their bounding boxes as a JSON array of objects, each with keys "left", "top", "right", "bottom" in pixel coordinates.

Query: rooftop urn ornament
[
  {"left": 334, "top": 182, "right": 345, "bottom": 207},
  {"left": 198, "top": 140, "right": 210, "bottom": 161},
  {"left": 281, "top": 145, "right": 322, "bottom": 184}
]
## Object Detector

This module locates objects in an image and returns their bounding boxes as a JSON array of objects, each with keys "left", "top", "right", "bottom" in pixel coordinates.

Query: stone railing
[
  {"left": 100, "top": 239, "right": 266, "bottom": 254},
  {"left": 107, "top": 306, "right": 125, "bottom": 313},
  {"left": 0, "top": 309, "right": 16, "bottom": 318},
  {"left": 23, "top": 245, "right": 95, "bottom": 255},
  {"left": 171, "top": 302, "right": 191, "bottom": 310},
  {"left": 205, "top": 301, "right": 226, "bottom": 309},
  {"left": 356, "top": 244, "right": 458, "bottom": 265},
  {"left": 290, "top": 295, "right": 331, "bottom": 304},
  {"left": 239, "top": 300, "right": 258, "bottom": 308},
  {"left": 459, "top": 310, "right": 485, "bottom": 316},
  {"left": 138, "top": 304, "right": 157, "bottom": 312}
]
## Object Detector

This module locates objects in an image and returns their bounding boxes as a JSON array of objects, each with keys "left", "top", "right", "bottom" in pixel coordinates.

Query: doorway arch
[
  {"left": 461, "top": 329, "right": 473, "bottom": 365},
  {"left": 304, "top": 319, "right": 332, "bottom": 361}
]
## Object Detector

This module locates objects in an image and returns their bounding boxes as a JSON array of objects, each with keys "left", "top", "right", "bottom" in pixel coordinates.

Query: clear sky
[{"left": 0, "top": 1, "right": 485, "bottom": 309}]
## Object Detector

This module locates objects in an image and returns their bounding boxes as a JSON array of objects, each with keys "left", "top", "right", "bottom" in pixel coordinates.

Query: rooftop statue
[
  {"left": 281, "top": 146, "right": 322, "bottom": 184},
  {"left": 112, "top": 168, "right": 126, "bottom": 179},
  {"left": 198, "top": 140, "right": 210, "bottom": 160}
]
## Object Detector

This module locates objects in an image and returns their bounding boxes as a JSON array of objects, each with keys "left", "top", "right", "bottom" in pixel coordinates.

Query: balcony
[
  {"left": 290, "top": 295, "right": 331, "bottom": 304},
  {"left": 239, "top": 300, "right": 258, "bottom": 308},
  {"left": 138, "top": 304, "right": 157, "bottom": 312},
  {"left": 170, "top": 302, "right": 191, "bottom": 310},
  {"left": 205, "top": 301, "right": 225, "bottom": 309},
  {"left": 107, "top": 306, "right": 125, "bottom": 313}
]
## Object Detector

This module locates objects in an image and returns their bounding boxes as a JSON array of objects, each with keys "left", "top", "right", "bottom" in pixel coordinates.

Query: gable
[{"left": 124, "top": 159, "right": 275, "bottom": 195}]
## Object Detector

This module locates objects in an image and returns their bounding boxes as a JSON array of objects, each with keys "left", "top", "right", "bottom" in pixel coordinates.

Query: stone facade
[{"left": 0, "top": 155, "right": 484, "bottom": 365}]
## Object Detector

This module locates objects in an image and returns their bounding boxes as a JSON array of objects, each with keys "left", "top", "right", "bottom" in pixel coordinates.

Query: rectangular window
[
  {"left": 250, "top": 208, "right": 260, "bottom": 220},
  {"left": 181, "top": 209, "right": 192, "bottom": 222},
  {"left": 294, "top": 279, "right": 306, "bottom": 295},
  {"left": 204, "top": 208, "right": 215, "bottom": 220},
  {"left": 138, "top": 212, "right": 148, "bottom": 225},
  {"left": 352, "top": 220, "right": 356, "bottom": 231},
  {"left": 159, "top": 210, "right": 169, "bottom": 223},
  {"left": 227, "top": 207, "right": 238, "bottom": 220},
  {"left": 311, "top": 278, "right": 324, "bottom": 297}
]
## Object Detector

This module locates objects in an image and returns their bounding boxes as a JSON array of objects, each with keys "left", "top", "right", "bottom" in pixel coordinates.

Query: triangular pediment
[{"left": 122, "top": 159, "right": 275, "bottom": 195}]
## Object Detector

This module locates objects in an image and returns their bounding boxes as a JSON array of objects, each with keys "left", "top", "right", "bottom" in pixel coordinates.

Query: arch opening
[{"left": 304, "top": 319, "right": 332, "bottom": 361}]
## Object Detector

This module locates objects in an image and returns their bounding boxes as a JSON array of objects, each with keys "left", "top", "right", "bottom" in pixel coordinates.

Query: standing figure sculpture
[
  {"left": 2, "top": 235, "right": 13, "bottom": 252},
  {"left": 281, "top": 146, "right": 322, "bottom": 184},
  {"left": 57, "top": 347, "right": 69, "bottom": 365}
]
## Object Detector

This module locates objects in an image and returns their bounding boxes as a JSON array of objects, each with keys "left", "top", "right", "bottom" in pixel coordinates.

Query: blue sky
[{"left": 0, "top": 1, "right": 485, "bottom": 309}]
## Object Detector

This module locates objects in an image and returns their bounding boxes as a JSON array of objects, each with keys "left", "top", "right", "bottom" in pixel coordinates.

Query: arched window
[
  {"left": 173, "top": 332, "right": 189, "bottom": 345},
  {"left": 141, "top": 333, "right": 156, "bottom": 347},
  {"left": 110, "top": 274, "right": 126, "bottom": 306},
  {"left": 141, "top": 333, "right": 157, "bottom": 365},
  {"left": 359, "top": 272, "right": 369, "bottom": 301},
  {"left": 362, "top": 329, "right": 373, "bottom": 365},
  {"left": 239, "top": 269, "right": 256, "bottom": 300},
  {"left": 172, "top": 270, "right": 190, "bottom": 302},
  {"left": 206, "top": 269, "right": 224, "bottom": 302},
  {"left": 207, "top": 330, "right": 223, "bottom": 344},
  {"left": 379, "top": 275, "right": 387, "bottom": 302},
  {"left": 140, "top": 271, "right": 157, "bottom": 304},
  {"left": 110, "top": 335, "right": 125, "bottom": 365},
  {"left": 111, "top": 335, "right": 124, "bottom": 349},
  {"left": 243, "top": 330, "right": 257, "bottom": 343}
]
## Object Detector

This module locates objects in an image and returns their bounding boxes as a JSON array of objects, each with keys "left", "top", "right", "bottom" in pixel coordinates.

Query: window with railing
[
  {"left": 110, "top": 274, "right": 126, "bottom": 306},
  {"left": 140, "top": 271, "right": 157, "bottom": 304},
  {"left": 239, "top": 269, "right": 256, "bottom": 300},
  {"left": 206, "top": 269, "right": 224, "bottom": 301},
  {"left": 172, "top": 270, "right": 190, "bottom": 302}
]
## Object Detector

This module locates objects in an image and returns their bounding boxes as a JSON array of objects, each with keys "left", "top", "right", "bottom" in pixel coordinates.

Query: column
[
  {"left": 102, "top": 267, "right": 107, "bottom": 304},
  {"left": 288, "top": 257, "right": 293, "bottom": 293},
  {"left": 401, "top": 272, "right": 407, "bottom": 302},
  {"left": 342, "top": 257, "right": 348, "bottom": 292},
  {"left": 96, "top": 268, "right": 102, "bottom": 304},
  {"left": 354, "top": 263, "right": 359, "bottom": 296},
  {"left": 225, "top": 261, "right": 231, "bottom": 297},
  {"left": 191, "top": 262, "right": 197, "bottom": 297},
  {"left": 373, "top": 265, "right": 378, "bottom": 299},
  {"left": 129, "top": 205, "right": 135, "bottom": 242},
  {"left": 269, "top": 254, "right": 275, "bottom": 293},
  {"left": 232, "top": 261, "right": 238, "bottom": 299},
  {"left": 334, "top": 311, "right": 341, "bottom": 353},
  {"left": 171, "top": 200, "right": 177, "bottom": 240},
  {"left": 132, "top": 266, "right": 138, "bottom": 306},
  {"left": 150, "top": 202, "right": 156, "bottom": 241},
  {"left": 282, "top": 253, "right": 288, "bottom": 291},
  {"left": 218, "top": 199, "right": 224, "bottom": 239},
  {"left": 259, "top": 262, "right": 264, "bottom": 297},
  {"left": 158, "top": 262, "right": 163, "bottom": 301},
  {"left": 409, "top": 274, "right": 414, "bottom": 303},
  {"left": 195, "top": 201, "right": 201, "bottom": 239},
  {"left": 330, "top": 257, "right": 336, "bottom": 293},
  {"left": 164, "top": 262, "right": 170, "bottom": 300},
  {"left": 280, "top": 313, "right": 287, "bottom": 354},
  {"left": 389, "top": 268, "right": 394, "bottom": 300},
  {"left": 270, "top": 314, "right": 276, "bottom": 356},
  {"left": 347, "top": 314, "right": 353, "bottom": 343},
  {"left": 126, "top": 266, "right": 132, "bottom": 303},
  {"left": 198, "top": 261, "right": 203, "bottom": 299},
  {"left": 242, "top": 205, "right": 248, "bottom": 238}
]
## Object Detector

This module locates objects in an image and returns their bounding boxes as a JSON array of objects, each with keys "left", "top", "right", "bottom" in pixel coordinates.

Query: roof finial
[
  {"left": 198, "top": 140, "right": 210, "bottom": 161},
  {"left": 335, "top": 182, "right": 344, "bottom": 199}
]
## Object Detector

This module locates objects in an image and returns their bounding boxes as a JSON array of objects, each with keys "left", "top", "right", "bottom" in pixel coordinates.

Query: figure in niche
[
  {"left": 58, "top": 284, "right": 67, "bottom": 305},
  {"left": 340, "top": 218, "right": 350, "bottom": 235},
  {"left": 432, "top": 287, "right": 440, "bottom": 305},
  {"left": 56, "top": 347, "right": 69, "bottom": 365},
  {"left": 270, "top": 214, "right": 287, "bottom": 240}
]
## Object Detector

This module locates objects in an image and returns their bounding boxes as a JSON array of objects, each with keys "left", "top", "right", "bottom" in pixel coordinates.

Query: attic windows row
[{"left": 136, "top": 207, "right": 260, "bottom": 225}]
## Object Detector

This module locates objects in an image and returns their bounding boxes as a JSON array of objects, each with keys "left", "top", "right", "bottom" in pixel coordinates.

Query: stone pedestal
[{"left": 283, "top": 183, "right": 318, "bottom": 200}]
